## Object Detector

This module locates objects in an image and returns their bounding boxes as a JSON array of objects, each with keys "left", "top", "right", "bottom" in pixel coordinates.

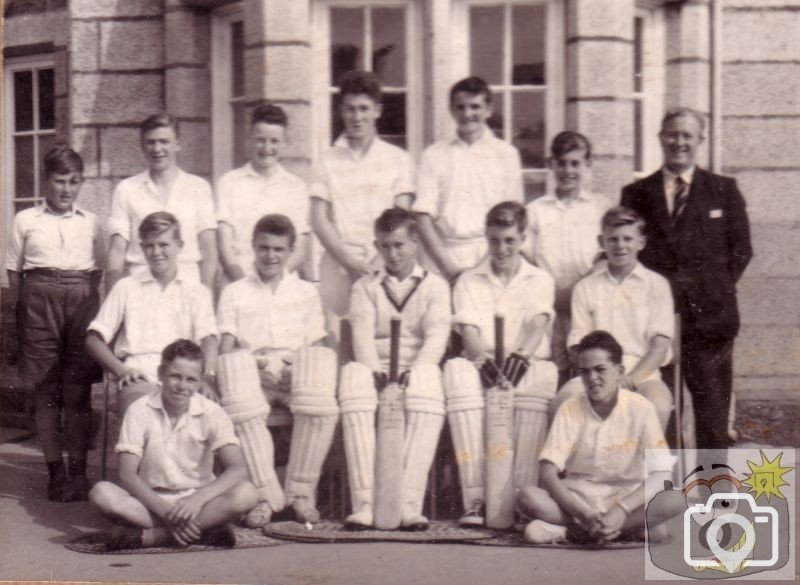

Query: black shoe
[
  {"left": 200, "top": 524, "right": 236, "bottom": 548},
  {"left": 459, "top": 499, "right": 486, "bottom": 528},
  {"left": 105, "top": 526, "right": 143, "bottom": 551},
  {"left": 47, "top": 461, "right": 67, "bottom": 502},
  {"left": 62, "top": 475, "right": 92, "bottom": 502}
]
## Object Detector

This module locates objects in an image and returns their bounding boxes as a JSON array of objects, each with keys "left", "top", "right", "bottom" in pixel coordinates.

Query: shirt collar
[
  {"left": 663, "top": 165, "right": 695, "bottom": 186},
  {"left": 135, "top": 266, "right": 187, "bottom": 285},
  {"left": 539, "top": 190, "right": 594, "bottom": 206},
  {"left": 240, "top": 161, "right": 287, "bottom": 181},
  {"left": 139, "top": 167, "right": 186, "bottom": 190},
  {"left": 246, "top": 268, "right": 296, "bottom": 292},
  {"left": 147, "top": 390, "right": 205, "bottom": 417},
  {"left": 376, "top": 262, "right": 425, "bottom": 284},
  {"left": 599, "top": 259, "right": 646, "bottom": 283},
  {"left": 333, "top": 134, "right": 384, "bottom": 158},
  {"left": 35, "top": 202, "right": 86, "bottom": 218},
  {"left": 452, "top": 125, "right": 497, "bottom": 148},
  {"left": 473, "top": 256, "right": 540, "bottom": 285}
]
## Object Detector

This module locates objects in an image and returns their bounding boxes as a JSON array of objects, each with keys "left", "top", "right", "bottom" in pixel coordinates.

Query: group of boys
[{"left": 6, "top": 68, "right": 750, "bottom": 549}]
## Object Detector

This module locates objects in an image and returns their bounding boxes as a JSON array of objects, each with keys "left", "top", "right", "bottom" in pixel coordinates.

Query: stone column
[
  {"left": 565, "top": 0, "right": 635, "bottom": 198},
  {"left": 243, "top": 0, "right": 313, "bottom": 180}
]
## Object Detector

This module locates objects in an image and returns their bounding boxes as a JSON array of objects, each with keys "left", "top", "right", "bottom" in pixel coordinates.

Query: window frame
[
  {"left": 451, "top": 0, "right": 564, "bottom": 197},
  {"left": 211, "top": 2, "right": 245, "bottom": 183},
  {"left": 633, "top": 4, "right": 666, "bottom": 178},
  {"left": 311, "top": 0, "right": 423, "bottom": 162},
  {"left": 3, "top": 54, "right": 57, "bottom": 236}
]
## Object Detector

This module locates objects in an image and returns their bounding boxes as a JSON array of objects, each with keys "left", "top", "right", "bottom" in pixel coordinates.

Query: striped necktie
[{"left": 671, "top": 176, "right": 689, "bottom": 228}]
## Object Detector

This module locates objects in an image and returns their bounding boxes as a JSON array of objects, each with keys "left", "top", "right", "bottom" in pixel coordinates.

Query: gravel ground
[{"left": 735, "top": 399, "right": 800, "bottom": 447}]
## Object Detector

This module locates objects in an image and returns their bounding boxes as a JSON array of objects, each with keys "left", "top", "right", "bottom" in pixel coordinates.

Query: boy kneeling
[
  {"left": 517, "top": 331, "right": 678, "bottom": 544},
  {"left": 90, "top": 340, "right": 257, "bottom": 550}
]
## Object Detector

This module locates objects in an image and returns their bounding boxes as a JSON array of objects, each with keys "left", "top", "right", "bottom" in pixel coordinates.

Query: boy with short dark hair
[
  {"left": 106, "top": 114, "right": 217, "bottom": 290},
  {"left": 86, "top": 212, "right": 219, "bottom": 414},
  {"left": 551, "top": 206, "right": 674, "bottom": 430},
  {"left": 6, "top": 146, "right": 103, "bottom": 502},
  {"left": 518, "top": 331, "right": 678, "bottom": 544},
  {"left": 525, "top": 131, "right": 610, "bottom": 382},
  {"left": 89, "top": 339, "right": 258, "bottom": 550},
  {"left": 311, "top": 71, "right": 414, "bottom": 344},
  {"left": 416, "top": 76, "right": 523, "bottom": 280},
  {"left": 443, "top": 201, "right": 557, "bottom": 527},
  {"left": 216, "top": 104, "right": 310, "bottom": 282},
  {"left": 338, "top": 208, "right": 450, "bottom": 530},
  {"left": 217, "top": 213, "right": 334, "bottom": 526}
]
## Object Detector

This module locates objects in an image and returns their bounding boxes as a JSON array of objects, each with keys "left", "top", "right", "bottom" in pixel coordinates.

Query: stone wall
[{"left": 721, "top": 0, "right": 800, "bottom": 400}]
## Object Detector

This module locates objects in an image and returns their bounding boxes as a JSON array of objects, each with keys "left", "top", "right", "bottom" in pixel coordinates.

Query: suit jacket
[{"left": 621, "top": 167, "right": 752, "bottom": 342}]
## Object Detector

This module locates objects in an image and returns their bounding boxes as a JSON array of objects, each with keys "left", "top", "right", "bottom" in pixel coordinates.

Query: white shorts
[
  {"left": 153, "top": 487, "right": 198, "bottom": 505},
  {"left": 563, "top": 477, "right": 641, "bottom": 515}
]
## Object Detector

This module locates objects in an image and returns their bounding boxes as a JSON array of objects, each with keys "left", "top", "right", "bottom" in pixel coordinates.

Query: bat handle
[
  {"left": 389, "top": 317, "right": 401, "bottom": 384},
  {"left": 494, "top": 313, "right": 504, "bottom": 369}
]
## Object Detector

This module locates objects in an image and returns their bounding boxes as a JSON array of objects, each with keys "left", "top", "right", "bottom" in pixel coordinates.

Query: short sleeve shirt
[
  {"left": 568, "top": 262, "right": 674, "bottom": 363},
  {"left": 349, "top": 263, "right": 451, "bottom": 371},
  {"left": 415, "top": 129, "right": 523, "bottom": 240},
  {"left": 88, "top": 269, "right": 218, "bottom": 379},
  {"left": 217, "top": 271, "right": 326, "bottom": 352},
  {"left": 109, "top": 169, "right": 217, "bottom": 267},
  {"left": 116, "top": 391, "right": 239, "bottom": 490},
  {"left": 309, "top": 136, "right": 414, "bottom": 249},
  {"left": 540, "top": 389, "right": 673, "bottom": 485},
  {"left": 6, "top": 204, "right": 98, "bottom": 271},
  {"left": 453, "top": 258, "right": 555, "bottom": 359},
  {"left": 216, "top": 163, "right": 310, "bottom": 266},
  {"left": 526, "top": 191, "right": 611, "bottom": 291}
]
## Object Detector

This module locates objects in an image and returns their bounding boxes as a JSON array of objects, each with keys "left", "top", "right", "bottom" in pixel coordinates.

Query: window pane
[
  {"left": 377, "top": 92, "right": 406, "bottom": 148},
  {"left": 634, "top": 17, "right": 644, "bottom": 93},
  {"left": 634, "top": 99, "right": 643, "bottom": 172},
  {"left": 331, "top": 7, "right": 365, "bottom": 86},
  {"left": 487, "top": 91, "right": 505, "bottom": 139},
  {"left": 231, "top": 21, "right": 245, "bottom": 97},
  {"left": 39, "top": 133, "right": 57, "bottom": 164},
  {"left": 371, "top": 7, "right": 406, "bottom": 87},
  {"left": 15, "top": 200, "right": 37, "bottom": 214},
  {"left": 512, "top": 91, "right": 546, "bottom": 168},
  {"left": 233, "top": 102, "right": 248, "bottom": 168},
  {"left": 512, "top": 5, "right": 546, "bottom": 85},
  {"left": 38, "top": 68, "right": 55, "bottom": 130},
  {"left": 14, "top": 135, "right": 35, "bottom": 199},
  {"left": 14, "top": 70, "right": 34, "bottom": 132},
  {"left": 523, "top": 172, "right": 547, "bottom": 203},
  {"left": 470, "top": 6, "right": 503, "bottom": 86}
]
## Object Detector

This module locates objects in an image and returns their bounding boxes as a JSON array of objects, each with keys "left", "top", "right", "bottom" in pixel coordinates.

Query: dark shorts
[{"left": 17, "top": 270, "right": 103, "bottom": 387}]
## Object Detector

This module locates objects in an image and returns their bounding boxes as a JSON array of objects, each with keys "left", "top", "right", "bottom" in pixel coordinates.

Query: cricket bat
[
  {"left": 374, "top": 317, "right": 405, "bottom": 530},
  {"left": 485, "top": 313, "right": 515, "bottom": 529}
]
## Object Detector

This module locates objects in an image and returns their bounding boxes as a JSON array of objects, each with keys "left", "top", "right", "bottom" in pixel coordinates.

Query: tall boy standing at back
[
  {"left": 444, "top": 202, "right": 557, "bottom": 527},
  {"left": 310, "top": 71, "right": 414, "bottom": 344},
  {"left": 339, "top": 208, "right": 450, "bottom": 530},
  {"left": 216, "top": 105, "right": 310, "bottom": 283},
  {"left": 416, "top": 77, "right": 523, "bottom": 280},
  {"left": 106, "top": 114, "right": 218, "bottom": 290},
  {"left": 525, "top": 132, "right": 610, "bottom": 383}
]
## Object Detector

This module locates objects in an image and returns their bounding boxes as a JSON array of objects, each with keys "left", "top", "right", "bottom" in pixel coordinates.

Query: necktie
[{"left": 671, "top": 176, "right": 689, "bottom": 228}]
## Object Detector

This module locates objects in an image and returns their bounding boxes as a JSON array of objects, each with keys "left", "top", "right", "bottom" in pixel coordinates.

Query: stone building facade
[{"left": 1, "top": 0, "right": 798, "bottom": 404}]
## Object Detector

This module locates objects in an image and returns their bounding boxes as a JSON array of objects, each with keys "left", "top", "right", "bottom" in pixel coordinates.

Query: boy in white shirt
[
  {"left": 518, "top": 331, "right": 679, "bottom": 545},
  {"left": 551, "top": 207, "right": 674, "bottom": 430},
  {"left": 525, "top": 132, "right": 611, "bottom": 383},
  {"left": 217, "top": 214, "right": 336, "bottom": 526},
  {"left": 216, "top": 104, "right": 310, "bottom": 282},
  {"left": 310, "top": 71, "right": 414, "bottom": 345},
  {"left": 443, "top": 201, "right": 557, "bottom": 527},
  {"left": 86, "top": 212, "right": 219, "bottom": 415},
  {"left": 416, "top": 76, "right": 523, "bottom": 280},
  {"left": 339, "top": 208, "right": 450, "bottom": 530},
  {"left": 106, "top": 114, "right": 217, "bottom": 290}
]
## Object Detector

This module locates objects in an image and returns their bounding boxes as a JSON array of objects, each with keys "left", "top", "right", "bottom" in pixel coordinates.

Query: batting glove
[{"left": 503, "top": 352, "right": 530, "bottom": 387}]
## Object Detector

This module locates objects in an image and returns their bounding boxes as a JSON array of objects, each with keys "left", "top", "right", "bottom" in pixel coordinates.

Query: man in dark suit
[{"left": 621, "top": 108, "right": 752, "bottom": 449}]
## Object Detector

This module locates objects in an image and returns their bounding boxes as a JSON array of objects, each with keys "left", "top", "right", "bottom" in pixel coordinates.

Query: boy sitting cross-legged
[
  {"left": 339, "top": 208, "right": 451, "bottom": 530},
  {"left": 518, "top": 330, "right": 679, "bottom": 545},
  {"left": 89, "top": 340, "right": 258, "bottom": 550}
]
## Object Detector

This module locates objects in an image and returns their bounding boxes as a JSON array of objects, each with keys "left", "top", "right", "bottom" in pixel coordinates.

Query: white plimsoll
[
  {"left": 443, "top": 357, "right": 486, "bottom": 511},
  {"left": 284, "top": 346, "right": 339, "bottom": 522},
  {"left": 524, "top": 519, "right": 567, "bottom": 544},
  {"left": 217, "top": 351, "right": 285, "bottom": 518},
  {"left": 339, "top": 361, "right": 378, "bottom": 526},
  {"left": 402, "top": 364, "right": 445, "bottom": 526}
]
